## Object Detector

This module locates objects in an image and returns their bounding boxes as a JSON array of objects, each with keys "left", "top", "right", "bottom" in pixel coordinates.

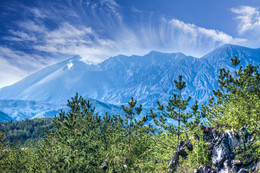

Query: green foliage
[
  {"left": 0, "top": 118, "right": 53, "bottom": 145},
  {"left": 235, "top": 126, "right": 260, "bottom": 164},
  {"left": 186, "top": 127, "right": 211, "bottom": 167},
  {"left": 0, "top": 131, "right": 8, "bottom": 170},
  {"left": 148, "top": 133, "right": 178, "bottom": 172},
  {"left": 0, "top": 94, "right": 179, "bottom": 172},
  {"left": 47, "top": 93, "right": 102, "bottom": 172},
  {"left": 175, "top": 126, "right": 211, "bottom": 173},
  {"left": 205, "top": 57, "right": 260, "bottom": 132}
]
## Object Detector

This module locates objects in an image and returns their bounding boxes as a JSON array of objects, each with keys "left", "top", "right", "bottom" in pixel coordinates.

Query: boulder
[
  {"left": 212, "top": 130, "right": 241, "bottom": 167},
  {"left": 221, "top": 160, "right": 232, "bottom": 172}
]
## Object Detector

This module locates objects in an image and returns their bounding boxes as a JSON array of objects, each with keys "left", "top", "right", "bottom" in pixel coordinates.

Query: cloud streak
[
  {"left": 231, "top": 6, "right": 260, "bottom": 46},
  {"left": 0, "top": 46, "right": 56, "bottom": 88},
  {"left": 231, "top": 6, "right": 260, "bottom": 34}
]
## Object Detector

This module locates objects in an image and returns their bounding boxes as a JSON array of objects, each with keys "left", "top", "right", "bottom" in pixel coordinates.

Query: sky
[{"left": 0, "top": 0, "right": 260, "bottom": 88}]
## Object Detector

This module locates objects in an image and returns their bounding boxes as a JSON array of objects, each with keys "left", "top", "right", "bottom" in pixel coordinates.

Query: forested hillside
[{"left": 0, "top": 118, "right": 52, "bottom": 144}]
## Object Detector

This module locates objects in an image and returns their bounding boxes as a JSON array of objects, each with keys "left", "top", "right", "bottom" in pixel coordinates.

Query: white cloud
[
  {"left": 30, "top": 22, "right": 116, "bottom": 62},
  {"left": 231, "top": 6, "right": 260, "bottom": 34},
  {"left": 4, "top": 30, "right": 37, "bottom": 41},
  {"left": 169, "top": 18, "right": 242, "bottom": 43},
  {"left": 28, "top": 7, "right": 46, "bottom": 18},
  {"left": 6, "top": 16, "right": 245, "bottom": 62},
  {"left": 17, "top": 20, "right": 47, "bottom": 33},
  {"left": 0, "top": 47, "right": 54, "bottom": 70},
  {"left": 135, "top": 17, "right": 245, "bottom": 57}
]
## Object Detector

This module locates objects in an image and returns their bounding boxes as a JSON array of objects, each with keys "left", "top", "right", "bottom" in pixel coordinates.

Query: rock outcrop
[
  {"left": 212, "top": 129, "right": 240, "bottom": 167},
  {"left": 169, "top": 126, "right": 259, "bottom": 173}
]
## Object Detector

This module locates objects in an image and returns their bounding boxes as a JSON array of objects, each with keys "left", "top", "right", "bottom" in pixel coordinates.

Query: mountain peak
[
  {"left": 146, "top": 50, "right": 187, "bottom": 58},
  {"left": 147, "top": 50, "right": 162, "bottom": 55},
  {"left": 201, "top": 44, "right": 260, "bottom": 65},
  {"left": 218, "top": 44, "right": 252, "bottom": 50}
]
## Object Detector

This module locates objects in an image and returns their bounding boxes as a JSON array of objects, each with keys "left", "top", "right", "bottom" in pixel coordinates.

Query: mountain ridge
[{"left": 0, "top": 44, "right": 259, "bottom": 109}]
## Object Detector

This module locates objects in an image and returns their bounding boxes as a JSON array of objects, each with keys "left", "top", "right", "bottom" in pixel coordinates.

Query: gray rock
[
  {"left": 231, "top": 165, "right": 238, "bottom": 173},
  {"left": 231, "top": 159, "right": 242, "bottom": 166},
  {"left": 192, "top": 127, "right": 258, "bottom": 173},
  {"left": 194, "top": 165, "right": 218, "bottom": 173},
  {"left": 243, "top": 155, "right": 254, "bottom": 166},
  {"left": 169, "top": 140, "right": 193, "bottom": 170},
  {"left": 237, "top": 168, "right": 249, "bottom": 173},
  {"left": 223, "top": 160, "right": 232, "bottom": 172},
  {"left": 212, "top": 130, "right": 241, "bottom": 167},
  {"left": 201, "top": 126, "right": 219, "bottom": 143},
  {"left": 255, "top": 160, "right": 260, "bottom": 171},
  {"left": 249, "top": 160, "right": 260, "bottom": 172}
]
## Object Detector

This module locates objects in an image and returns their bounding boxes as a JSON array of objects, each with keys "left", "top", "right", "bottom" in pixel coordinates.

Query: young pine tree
[
  {"left": 151, "top": 75, "right": 192, "bottom": 140},
  {"left": 121, "top": 97, "right": 150, "bottom": 170}
]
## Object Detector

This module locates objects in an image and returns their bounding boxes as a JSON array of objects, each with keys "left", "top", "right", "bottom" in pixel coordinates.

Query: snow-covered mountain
[{"left": 0, "top": 44, "right": 259, "bottom": 121}]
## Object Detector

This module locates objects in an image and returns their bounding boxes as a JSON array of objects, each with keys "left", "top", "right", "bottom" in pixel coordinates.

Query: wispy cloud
[
  {"left": 27, "top": 7, "right": 46, "bottom": 19},
  {"left": 0, "top": 47, "right": 56, "bottom": 88},
  {"left": 231, "top": 6, "right": 260, "bottom": 34},
  {"left": 154, "top": 18, "right": 246, "bottom": 56},
  {"left": 231, "top": 6, "right": 260, "bottom": 46},
  {"left": 4, "top": 30, "right": 37, "bottom": 41}
]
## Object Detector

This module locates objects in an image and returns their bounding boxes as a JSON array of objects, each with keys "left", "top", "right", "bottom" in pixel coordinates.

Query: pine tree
[
  {"left": 152, "top": 75, "right": 192, "bottom": 140},
  {"left": 121, "top": 97, "right": 150, "bottom": 169},
  {"left": 38, "top": 93, "right": 102, "bottom": 172},
  {"left": 231, "top": 55, "right": 241, "bottom": 79}
]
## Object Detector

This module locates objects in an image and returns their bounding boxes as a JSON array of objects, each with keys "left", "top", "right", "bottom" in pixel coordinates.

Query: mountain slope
[
  {"left": 0, "top": 110, "right": 12, "bottom": 122},
  {"left": 0, "top": 44, "right": 259, "bottom": 108},
  {"left": 0, "top": 98, "right": 129, "bottom": 122}
]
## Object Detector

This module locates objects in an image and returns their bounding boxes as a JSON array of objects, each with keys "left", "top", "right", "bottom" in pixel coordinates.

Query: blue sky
[{"left": 0, "top": 0, "right": 260, "bottom": 87}]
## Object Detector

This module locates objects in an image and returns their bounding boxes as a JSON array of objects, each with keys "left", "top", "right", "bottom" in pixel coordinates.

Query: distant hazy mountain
[
  {"left": 0, "top": 44, "right": 259, "bottom": 121},
  {"left": 0, "top": 110, "right": 12, "bottom": 122},
  {"left": 0, "top": 98, "right": 130, "bottom": 122}
]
